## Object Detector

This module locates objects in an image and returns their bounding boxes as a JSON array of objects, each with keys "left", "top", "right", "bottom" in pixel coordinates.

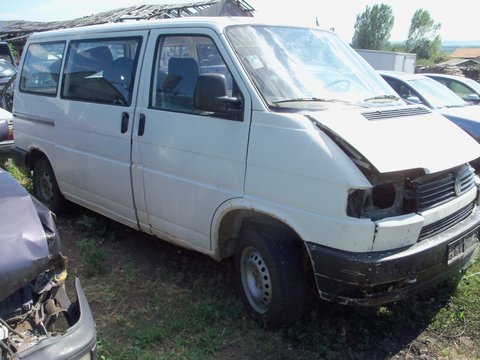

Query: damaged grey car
[{"left": 0, "top": 120, "right": 97, "bottom": 359}]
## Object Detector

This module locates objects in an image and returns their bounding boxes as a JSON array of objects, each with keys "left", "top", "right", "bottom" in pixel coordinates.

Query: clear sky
[{"left": 0, "top": 0, "right": 479, "bottom": 43}]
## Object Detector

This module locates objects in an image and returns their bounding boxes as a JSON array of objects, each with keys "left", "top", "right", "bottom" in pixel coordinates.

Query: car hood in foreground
[
  {"left": 307, "top": 105, "right": 480, "bottom": 174},
  {"left": 0, "top": 169, "right": 56, "bottom": 301}
]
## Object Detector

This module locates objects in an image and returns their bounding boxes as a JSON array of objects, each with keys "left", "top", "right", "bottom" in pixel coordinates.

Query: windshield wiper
[
  {"left": 273, "top": 97, "right": 354, "bottom": 105},
  {"left": 363, "top": 94, "right": 400, "bottom": 102},
  {"left": 440, "top": 104, "right": 465, "bottom": 109}
]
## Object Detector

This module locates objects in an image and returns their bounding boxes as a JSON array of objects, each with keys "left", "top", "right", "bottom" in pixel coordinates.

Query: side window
[
  {"left": 61, "top": 37, "right": 142, "bottom": 106},
  {"left": 387, "top": 79, "right": 417, "bottom": 101},
  {"left": 450, "top": 81, "right": 471, "bottom": 98},
  {"left": 151, "top": 35, "right": 240, "bottom": 117},
  {"left": 433, "top": 77, "right": 447, "bottom": 86},
  {"left": 19, "top": 42, "right": 65, "bottom": 96}
]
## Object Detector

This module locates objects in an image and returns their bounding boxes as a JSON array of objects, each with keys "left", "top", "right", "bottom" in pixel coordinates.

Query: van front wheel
[
  {"left": 33, "top": 158, "right": 66, "bottom": 214},
  {"left": 234, "top": 224, "right": 306, "bottom": 329}
]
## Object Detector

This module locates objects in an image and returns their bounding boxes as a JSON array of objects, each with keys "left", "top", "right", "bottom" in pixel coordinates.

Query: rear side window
[
  {"left": 19, "top": 42, "right": 65, "bottom": 96},
  {"left": 61, "top": 37, "right": 142, "bottom": 106}
]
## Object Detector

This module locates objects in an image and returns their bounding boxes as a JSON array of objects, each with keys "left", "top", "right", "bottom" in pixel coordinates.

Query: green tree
[
  {"left": 405, "top": 9, "right": 441, "bottom": 60},
  {"left": 351, "top": 4, "right": 394, "bottom": 50}
]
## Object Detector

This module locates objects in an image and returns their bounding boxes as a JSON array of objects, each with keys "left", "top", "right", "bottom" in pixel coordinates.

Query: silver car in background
[{"left": 423, "top": 73, "right": 480, "bottom": 105}]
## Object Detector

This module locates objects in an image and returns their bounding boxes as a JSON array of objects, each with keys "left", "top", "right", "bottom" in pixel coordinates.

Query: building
[
  {"left": 356, "top": 49, "right": 417, "bottom": 73},
  {"left": 0, "top": 0, "right": 254, "bottom": 53},
  {"left": 450, "top": 48, "right": 480, "bottom": 60}
]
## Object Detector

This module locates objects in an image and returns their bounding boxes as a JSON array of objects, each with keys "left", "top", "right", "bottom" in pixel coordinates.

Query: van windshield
[{"left": 225, "top": 25, "right": 401, "bottom": 110}]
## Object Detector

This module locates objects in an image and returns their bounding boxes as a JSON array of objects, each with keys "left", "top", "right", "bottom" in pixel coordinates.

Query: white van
[{"left": 12, "top": 18, "right": 480, "bottom": 328}]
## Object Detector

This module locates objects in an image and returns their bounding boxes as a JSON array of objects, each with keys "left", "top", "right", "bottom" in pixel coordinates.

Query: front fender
[{"left": 210, "top": 196, "right": 376, "bottom": 259}]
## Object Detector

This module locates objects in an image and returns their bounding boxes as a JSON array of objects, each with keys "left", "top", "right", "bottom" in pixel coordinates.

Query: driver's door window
[{"left": 150, "top": 35, "right": 236, "bottom": 114}]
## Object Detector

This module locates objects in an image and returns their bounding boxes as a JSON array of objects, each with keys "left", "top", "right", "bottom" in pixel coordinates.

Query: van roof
[{"left": 28, "top": 17, "right": 324, "bottom": 41}]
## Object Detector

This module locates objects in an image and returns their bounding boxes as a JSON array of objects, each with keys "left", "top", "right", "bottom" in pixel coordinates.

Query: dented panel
[
  {"left": 0, "top": 169, "right": 96, "bottom": 359},
  {"left": 0, "top": 170, "right": 50, "bottom": 302},
  {"left": 307, "top": 205, "right": 480, "bottom": 305}
]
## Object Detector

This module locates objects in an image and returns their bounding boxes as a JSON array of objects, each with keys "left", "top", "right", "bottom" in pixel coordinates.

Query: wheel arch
[
  {"left": 212, "top": 201, "right": 314, "bottom": 274},
  {"left": 25, "top": 147, "right": 51, "bottom": 170}
]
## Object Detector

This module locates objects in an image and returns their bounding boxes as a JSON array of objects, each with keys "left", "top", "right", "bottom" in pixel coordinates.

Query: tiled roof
[{"left": 451, "top": 48, "right": 480, "bottom": 59}]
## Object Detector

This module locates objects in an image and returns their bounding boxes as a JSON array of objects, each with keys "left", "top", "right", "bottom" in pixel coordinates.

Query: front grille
[
  {"left": 415, "top": 165, "right": 475, "bottom": 212},
  {"left": 418, "top": 202, "right": 475, "bottom": 241},
  {"left": 362, "top": 107, "right": 431, "bottom": 121}
]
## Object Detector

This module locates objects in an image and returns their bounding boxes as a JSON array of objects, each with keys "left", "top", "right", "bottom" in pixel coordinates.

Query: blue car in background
[{"left": 380, "top": 71, "right": 480, "bottom": 144}]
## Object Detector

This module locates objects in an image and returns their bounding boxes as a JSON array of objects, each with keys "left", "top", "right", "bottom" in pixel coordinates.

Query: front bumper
[
  {"left": 307, "top": 205, "right": 480, "bottom": 306},
  {"left": 20, "top": 278, "right": 97, "bottom": 360}
]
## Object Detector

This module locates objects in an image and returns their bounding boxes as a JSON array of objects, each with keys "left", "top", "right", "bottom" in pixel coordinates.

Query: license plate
[{"left": 447, "top": 231, "right": 479, "bottom": 264}]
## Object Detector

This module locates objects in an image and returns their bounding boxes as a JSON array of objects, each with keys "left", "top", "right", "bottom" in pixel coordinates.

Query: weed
[
  {"left": 77, "top": 238, "right": 107, "bottom": 277},
  {"left": 76, "top": 213, "right": 109, "bottom": 237},
  {"left": 4, "top": 162, "right": 33, "bottom": 193}
]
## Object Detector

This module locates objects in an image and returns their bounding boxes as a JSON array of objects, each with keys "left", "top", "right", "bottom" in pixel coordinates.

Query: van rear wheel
[
  {"left": 234, "top": 223, "right": 306, "bottom": 329},
  {"left": 33, "top": 158, "right": 67, "bottom": 214}
]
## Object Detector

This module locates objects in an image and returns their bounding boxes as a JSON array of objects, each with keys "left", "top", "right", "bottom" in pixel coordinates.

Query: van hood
[{"left": 308, "top": 105, "right": 480, "bottom": 174}]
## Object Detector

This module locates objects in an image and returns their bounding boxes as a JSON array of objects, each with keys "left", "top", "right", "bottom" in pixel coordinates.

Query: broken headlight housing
[{"left": 347, "top": 171, "right": 420, "bottom": 221}]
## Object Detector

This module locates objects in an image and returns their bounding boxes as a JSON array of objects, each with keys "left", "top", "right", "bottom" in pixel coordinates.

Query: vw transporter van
[{"left": 12, "top": 18, "right": 480, "bottom": 328}]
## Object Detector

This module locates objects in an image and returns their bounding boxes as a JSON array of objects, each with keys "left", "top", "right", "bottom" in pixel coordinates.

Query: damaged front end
[
  {"left": 0, "top": 170, "right": 96, "bottom": 359},
  {"left": 306, "top": 114, "right": 480, "bottom": 305}
]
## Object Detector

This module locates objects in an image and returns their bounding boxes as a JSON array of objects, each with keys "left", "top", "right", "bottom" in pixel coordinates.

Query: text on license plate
[{"left": 447, "top": 231, "right": 479, "bottom": 264}]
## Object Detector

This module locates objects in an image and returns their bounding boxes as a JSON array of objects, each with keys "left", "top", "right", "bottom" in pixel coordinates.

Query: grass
[
  {"left": 77, "top": 221, "right": 479, "bottom": 360},
  {"left": 3, "top": 161, "right": 33, "bottom": 192},
  {"left": 4, "top": 163, "right": 480, "bottom": 359}
]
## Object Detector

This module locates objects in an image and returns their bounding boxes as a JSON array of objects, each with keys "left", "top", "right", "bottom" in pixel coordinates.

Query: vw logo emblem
[{"left": 454, "top": 178, "right": 462, "bottom": 196}]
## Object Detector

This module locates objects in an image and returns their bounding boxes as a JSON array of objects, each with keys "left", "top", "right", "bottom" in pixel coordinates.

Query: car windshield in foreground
[
  {"left": 409, "top": 77, "right": 467, "bottom": 109},
  {"left": 225, "top": 25, "right": 401, "bottom": 110}
]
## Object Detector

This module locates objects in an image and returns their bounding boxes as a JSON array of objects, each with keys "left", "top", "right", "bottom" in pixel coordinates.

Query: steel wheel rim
[
  {"left": 38, "top": 170, "right": 54, "bottom": 204},
  {"left": 240, "top": 246, "right": 272, "bottom": 314}
]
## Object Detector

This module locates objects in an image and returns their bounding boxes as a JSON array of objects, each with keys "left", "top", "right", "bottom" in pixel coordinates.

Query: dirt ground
[{"left": 56, "top": 209, "right": 480, "bottom": 360}]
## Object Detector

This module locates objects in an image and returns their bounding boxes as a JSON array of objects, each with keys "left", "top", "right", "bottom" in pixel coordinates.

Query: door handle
[
  {"left": 138, "top": 114, "right": 146, "bottom": 136},
  {"left": 121, "top": 112, "right": 129, "bottom": 133}
]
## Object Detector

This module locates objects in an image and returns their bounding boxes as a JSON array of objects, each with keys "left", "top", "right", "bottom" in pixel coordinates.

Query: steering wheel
[{"left": 324, "top": 78, "right": 350, "bottom": 91}]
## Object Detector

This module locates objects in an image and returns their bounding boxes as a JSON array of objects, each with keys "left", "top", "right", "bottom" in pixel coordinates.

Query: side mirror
[
  {"left": 0, "top": 120, "right": 8, "bottom": 142},
  {"left": 467, "top": 93, "right": 480, "bottom": 101},
  {"left": 406, "top": 96, "right": 422, "bottom": 105},
  {"left": 194, "top": 73, "right": 243, "bottom": 120}
]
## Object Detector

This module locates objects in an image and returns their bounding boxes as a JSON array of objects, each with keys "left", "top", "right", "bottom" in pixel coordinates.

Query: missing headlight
[
  {"left": 347, "top": 182, "right": 403, "bottom": 220},
  {"left": 371, "top": 183, "right": 396, "bottom": 209},
  {"left": 347, "top": 168, "right": 424, "bottom": 221}
]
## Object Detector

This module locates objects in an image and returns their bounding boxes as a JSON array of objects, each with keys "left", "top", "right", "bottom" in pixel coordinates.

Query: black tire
[
  {"left": 33, "top": 158, "right": 67, "bottom": 214},
  {"left": 234, "top": 222, "right": 306, "bottom": 329}
]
